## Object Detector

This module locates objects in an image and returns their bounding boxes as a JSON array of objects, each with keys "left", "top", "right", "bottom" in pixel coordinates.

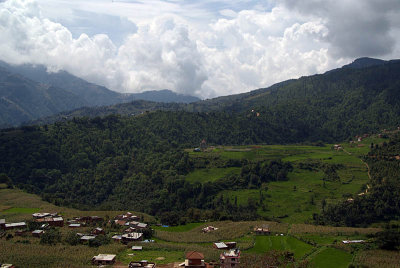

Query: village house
[
  {"left": 81, "top": 235, "right": 96, "bottom": 242},
  {"left": 220, "top": 249, "right": 240, "bottom": 268},
  {"left": 333, "top": 144, "right": 343, "bottom": 150},
  {"left": 32, "top": 230, "right": 44, "bottom": 237},
  {"left": 342, "top": 240, "right": 365, "bottom": 244},
  {"left": 254, "top": 225, "right": 270, "bottom": 235},
  {"left": 202, "top": 226, "right": 218, "bottom": 233},
  {"left": 182, "top": 251, "right": 206, "bottom": 268},
  {"left": 4, "top": 222, "right": 26, "bottom": 230},
  {"left": 132, "top": 246, "right": 143, "bottom": 251},
  {"left": 122, "top": 232, "right": 143, "bottom": 243},
  {"left": 0, "top": 219, "right": 5, "bottom": 230},
  {"left": 36, "top": 216, "right": 64, "bottom": 227},
  {"left": 68, "top": 223, "right": 81, "bottom": 228},
  {"left": 136, "top": 222, "right": 148, "bottom": 229},
  {"left": 213, "top": 242, "right": 228, "bottom": 250},
  {"left": 115, "top": 219, "right": 128, "bottom": 226},
  {"left": 129, "top": 260, "right": 156, "bottom": 267},
  {"left": 92, "top": 227, "right": 105, "bottom": 235},
  {"left": 91, "top": 254, "right": 116, "bottom": 266},
  {"left": 112, "top": 234, "right": 122, "bottom": 242}
]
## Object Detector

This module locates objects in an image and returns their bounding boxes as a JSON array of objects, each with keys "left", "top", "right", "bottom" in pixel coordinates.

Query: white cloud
[{"left": 0, "top": 0, "right": 399, "bottom": 99}]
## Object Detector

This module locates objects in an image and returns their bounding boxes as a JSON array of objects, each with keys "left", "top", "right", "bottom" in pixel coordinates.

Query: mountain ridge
[{"left": 0, "top": 61, "right": 200, "bottom": 127}]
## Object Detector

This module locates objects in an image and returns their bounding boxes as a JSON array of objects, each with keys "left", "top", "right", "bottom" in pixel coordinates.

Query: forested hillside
[
  {"left": 37, "top": 59, "right": 400, "bottom": 142},
  {"left": 0, "top": 114, "right": 296, "bottom": 223}
]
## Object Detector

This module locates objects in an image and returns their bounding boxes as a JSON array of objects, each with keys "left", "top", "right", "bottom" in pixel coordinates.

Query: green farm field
[
  {"left": 187, "top": 140, "right": 379, "bottom": 223},
  {"left": 247, "top": 235, "right": 313, "bottom": 259}
]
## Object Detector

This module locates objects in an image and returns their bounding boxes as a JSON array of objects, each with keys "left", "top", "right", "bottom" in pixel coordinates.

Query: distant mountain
[
  {"left": 0, "top": 61, "right": 200, "bottom": 127},
  {"left": 0, "top": 67, "right": 86, "bottom": 127}
]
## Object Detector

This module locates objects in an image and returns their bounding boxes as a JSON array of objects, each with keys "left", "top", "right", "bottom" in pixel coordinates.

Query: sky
[{"left": 0, "top": 0, "right": 399, "bottom": 99}]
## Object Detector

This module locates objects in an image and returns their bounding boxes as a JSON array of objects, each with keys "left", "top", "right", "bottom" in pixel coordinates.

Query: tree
[
  {"left": 40, "top": 228, "right": 61, "bottom": 245},
  {"left": 89, "top": 235, "right": 111, "bottom": 247},
  {"left": 374, "top": 227, "right": 400, "bottom": 250},
  {"left": 0, "top": 173, "right": 12, "bottom": 188},
  {"left": 64, "top": 231, "right": 80, "bottom": 246}
]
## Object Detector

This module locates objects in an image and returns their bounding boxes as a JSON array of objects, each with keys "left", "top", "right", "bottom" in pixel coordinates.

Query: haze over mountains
[{"left": 0, "top": 61, "right": 200, "bottom": 127}]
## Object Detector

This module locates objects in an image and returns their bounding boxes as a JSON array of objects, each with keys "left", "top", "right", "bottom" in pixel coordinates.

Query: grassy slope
[
  {"left": 310, "top": 247, "right": 353, "bottom": 268},
  {"left": 0, "top": 188, "right": 155, "bottom": 223},
  {"left": 247, "top": 235, "right": 313, "bottom": 259}
]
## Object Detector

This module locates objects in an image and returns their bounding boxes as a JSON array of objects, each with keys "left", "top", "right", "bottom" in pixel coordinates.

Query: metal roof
[
  {"left": 5, "top": 222, "right": 26, "bottom": 227},
  {"left": 92, "top": 254, "right": 116, "bottom": 261},
  {"left": 81, "top": 235, "right": 96, "bottom": 240},
  {"left": 214, "top": 242, "right": 228, "bottom": 249}
]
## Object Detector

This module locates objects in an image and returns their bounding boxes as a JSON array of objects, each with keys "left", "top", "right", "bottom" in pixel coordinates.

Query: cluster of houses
[
  {"left": 67, "top": 215, "right": 103, "bottom": 228},
  {"left": 92, "top": 249, "right": 241, "bottom": 268},
  {"left": 111, "top": 212, "right": 149, "bottom": 244}
]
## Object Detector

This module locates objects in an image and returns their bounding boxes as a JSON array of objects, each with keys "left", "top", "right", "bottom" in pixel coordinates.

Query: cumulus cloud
[
  {"left": 0, "top": 0, "right": 399, "bottom": 98},
  {"left": 280, "top": 0, "right": 400, "bottom": 58}
]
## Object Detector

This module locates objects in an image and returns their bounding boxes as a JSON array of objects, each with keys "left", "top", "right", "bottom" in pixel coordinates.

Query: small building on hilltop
[{"left": 220, "top": 249, "right": 240, "bottom": 268}]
